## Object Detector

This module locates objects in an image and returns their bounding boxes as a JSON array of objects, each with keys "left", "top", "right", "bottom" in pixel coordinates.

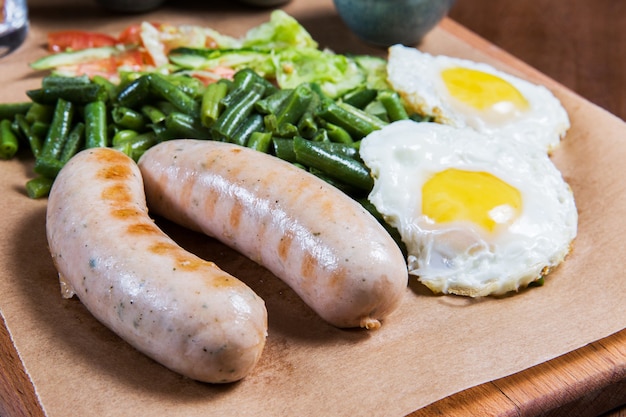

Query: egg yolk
[
  {"left": 422, "top": 168, "right": 522, "bottom": 232},
  {"left": 441, "top": 67, "right": 530, "bottom": 115}
]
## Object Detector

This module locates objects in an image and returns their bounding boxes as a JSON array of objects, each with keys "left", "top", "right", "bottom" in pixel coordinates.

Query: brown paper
[{"left": 1, "top": 1, "right": 625, "bottom": 416}]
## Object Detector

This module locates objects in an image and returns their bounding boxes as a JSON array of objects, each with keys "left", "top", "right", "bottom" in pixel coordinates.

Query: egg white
[
  {"left": 387, "top": 45, "right": 570, "bottom": 153},
  {"left": 359, "top": 120, "right": 578, "bottom": 297}
]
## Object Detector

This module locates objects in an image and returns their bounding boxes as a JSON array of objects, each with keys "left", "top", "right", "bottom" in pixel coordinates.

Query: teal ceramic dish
[
  {"left": 94, "top": 0, "right": 166, "bottom": 12},
  {"left": 333, "top": 0, "right": 456, "bottom": 46},
  {"left": 238, "top": 0, "right": 292, "bottom": 6}
]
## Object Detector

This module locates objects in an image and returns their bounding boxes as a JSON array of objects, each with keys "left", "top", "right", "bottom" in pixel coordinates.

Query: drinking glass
[{"left": 0, "top": 0, "right": 28, "bottom": 57}]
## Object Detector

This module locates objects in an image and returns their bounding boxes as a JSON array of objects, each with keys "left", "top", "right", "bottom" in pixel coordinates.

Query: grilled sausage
[
  {"left": 138, "top": 140, "right": 407, "bottom": 329},
  {"left": 46, "top": 147, "right": 268, "bottom": 383}
]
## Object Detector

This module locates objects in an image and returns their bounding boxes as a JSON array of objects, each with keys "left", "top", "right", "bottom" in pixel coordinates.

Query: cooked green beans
[
  {"left": 0, "top": 119, "right": 19, "bottom": 159},
  {"left": 84, "top": 100, "right": 108, "bottom": 148},
  {"left": 317, "top": 99, "right": 387, "bottom": 139},
  {"left": 1, "top": 67, "right": 428, "bottom": 200},
  {"left": 293, "top": 136, "right": 373, "bottom": 192},
  {"left": 200, "top": 81, "right": 229, "bottom": 128},
  {"left": 148, "top": 73, "right": 200, "bottom": 117},
  {"left": 211, "top": 82, "right": 266, "bottom": 142},
  {"left": 0, "top": 102, "right": 32, "bottom": 120},
  {"left": 40, "top": 98, "right": 74, "bottom": 160}
]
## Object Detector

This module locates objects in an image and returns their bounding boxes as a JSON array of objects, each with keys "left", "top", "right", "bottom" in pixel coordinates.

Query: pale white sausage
[
  {"left": 138, "top": 140, "right": 408, "bottom": 329},
  {"left": 46, "top": 147, "right": 268, "bottom": 383}
]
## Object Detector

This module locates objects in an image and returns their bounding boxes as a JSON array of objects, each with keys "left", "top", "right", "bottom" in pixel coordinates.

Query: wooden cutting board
[{"left": 0, "top": 1, "right": 625, "bottom": 416}]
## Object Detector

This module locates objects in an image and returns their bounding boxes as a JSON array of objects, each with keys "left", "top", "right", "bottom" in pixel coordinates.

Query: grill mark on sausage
[
  {"left": 101, "top": 183, "right": 133, "bottom": 203},
  {"left": 300, "top": 251, "right": 318, "bottom": 280},
  {"left": 111, "top": 208, "right": 142, "bottom": 219},
  {"left": 98, "top": 164, "right": 133, "bottom": 181},
  {"left": 127, "top": 222, "right": 160, "bottom": 236}
]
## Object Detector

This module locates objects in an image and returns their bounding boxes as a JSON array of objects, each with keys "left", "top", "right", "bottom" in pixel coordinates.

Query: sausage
[
  {"left": 138, "top": 139, "right": 408, "bottom": 329},
  {"left": 46, "top": 147, "right": 268, "bottom": 383}
]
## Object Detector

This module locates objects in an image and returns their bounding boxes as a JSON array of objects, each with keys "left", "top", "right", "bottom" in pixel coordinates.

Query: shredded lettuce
[
  {"left": 170, "top": 12, "right": 386, "bottom": 99},
  {"left": 241, "top": 10, "right": 318, "bottom": 51},
  {"left": 273, "top": 48, "right": 366, "bottom": 98},
  {"left": 169, "top": 48, "right": 276, "bottom": 78}
]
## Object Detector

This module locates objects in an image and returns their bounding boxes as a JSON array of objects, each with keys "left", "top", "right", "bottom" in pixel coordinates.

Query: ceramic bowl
[
  {"left": 93, "top": 0, "right": 166, "bottom": 13},
  {"left": 332, "top": 0, "right": 455, "bottom": 46},
  {"left": 238, "top": 0, "right": 292, "bottom": 6}
]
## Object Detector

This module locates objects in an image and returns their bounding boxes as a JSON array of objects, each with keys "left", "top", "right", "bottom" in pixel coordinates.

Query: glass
[{"left": 0, "top": 0, "right": 28, "bottom": 57}]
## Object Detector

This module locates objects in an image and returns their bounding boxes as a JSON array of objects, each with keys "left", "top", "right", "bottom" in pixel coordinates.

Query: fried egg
[
  {"left": 359, "top": 120, "right": 578, "bottom": 297},
  {"left": 387, "top": 45, "right": 570, "bottom": 153}
]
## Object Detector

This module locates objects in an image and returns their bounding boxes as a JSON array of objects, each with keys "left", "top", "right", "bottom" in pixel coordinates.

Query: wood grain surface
[{"left": 449, "top": 0, "right": 626, "bottom": 121}]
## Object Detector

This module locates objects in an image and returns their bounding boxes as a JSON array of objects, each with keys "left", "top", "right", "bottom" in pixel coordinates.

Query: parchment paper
[{"left": 1, "top": 1, "right": 625, "bottom": 416}]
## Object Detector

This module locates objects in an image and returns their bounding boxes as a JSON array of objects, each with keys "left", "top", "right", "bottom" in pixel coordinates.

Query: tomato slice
[
  {"left": 48, "top": 30, "right": 118, "bottom": 53},
  {"left": 115, "top": 49, "right": 147, "bottom": 71},
  {"left": 118, "top": 24, "right": 143, "bottom": 45},
  {"left": 118, "top": 22, "right": 162, "bottom": 45}
]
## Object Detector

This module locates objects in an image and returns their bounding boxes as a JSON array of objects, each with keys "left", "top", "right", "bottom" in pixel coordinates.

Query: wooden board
[{"left": 1, "top": 1, "right": 625, "bottom": 416}]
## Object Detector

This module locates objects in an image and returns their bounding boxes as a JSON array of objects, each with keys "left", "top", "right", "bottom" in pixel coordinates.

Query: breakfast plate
[{"left": 1, "top": 1, "right": 625, "bottom": 416}]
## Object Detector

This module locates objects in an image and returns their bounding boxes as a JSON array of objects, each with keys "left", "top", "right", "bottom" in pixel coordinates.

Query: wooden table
[
  {"left": 416, "top": 2, "right": 626, "bottom": 416},
  {"left": 0, "top": 1, "right": 624, "bottom": 416}
]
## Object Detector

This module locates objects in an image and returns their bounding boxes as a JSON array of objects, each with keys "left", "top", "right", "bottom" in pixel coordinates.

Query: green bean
[
  {"left": 116, "top": 75, "right": 151, "bottom": 108},
  {"left": 254, "top": 88, "right": 291, "bottom": 115},
  {"left": 0, "top": 102, "right": 32, "bottom": 120},
  {"left": 0, "top": 119, "right": 19, "bottom": 159},
  {"left": 211, "top": 82, "right": 265, "bottom": 142},
  {"left": 273, "top": 83, "right": 313, "bottom": 127},
  {"left": 60, "top": 122, "right": 85, "bottom": 163},
  {"left": 325, "top": 123, "right": 353, "bottom": 144},
  {"left": 84, "top": 100, "right": 108, "bottom": 148},
  {"left": 92, "top": 75, "right": 119, "bottom": 102},
  {"left": 263, "top": 113, "right": 278, "bottom": 134},
  {"left": 232, "top": 68, "right": 277, "bottom": 95},
  {"left": 275, "top": 122, "right": 299, "bottom": 138},
  {"left": 247, "top": 131, "right": 273, "bottom": 153},
  {"left": 27, "top": 83, "right": 108, "bottom": 105},
  {"left": 341, "top": 88, "right": 377, "bottom": 109},
  {"left": 34, "top": 156, "right": 64, "bottom": 178},
  {"left": 377, "top": 89, "right": 409, "bottom": 121},
  {"left": 25, "top": 176, "right": 54, "bottom": 199},
  {"left": 141, "top": 105, "right": 167, "bottom": 125},
  {"left": 156, "top": 100, "right": 177, "bottom": 116},
  {"left": 311, "top": 128, "right": 329, "bottom": 143},
  {"left": 317, "top": 99, "right": 387, "bottom": 139},
  {"left": 41, "top": 98, "right": 74, "bottom": 160},
  {"left": 113, "top": 131, "right": 157, "bottom": 161},
  {"left": 148, "top": 73, "right": 199, "bottom": 117},
  {"left": 200, "top": 81, "right": 229, "bottom": 128},
  {"left": 307, "top": 140, "right": 359, "bottom": 159},
  {"left": 149, "top": 122, "right": 167, "bottom": 140},
  {"left": 166, "top": 74, "right": 206, "bottom": 99},
  {"left": 112, "top": 129, "right": 139, "bottom": 147},
  {"left": 296, "top": 90, "right": 320, "bottom": 139},
  {"left": 112, "top": 106, "right": 147, "bottom": 131},
  {"left": 14, "top": 115, "right": 42, "bottom": 157},
  {"left": 231, "top": 113, "right": 264, "bottom": 146},
  {"left": 107, "top": 123, "right": 120, "bottom": 140},
  {"left": 41, "top": 74, "right": 91, "bottom": 89},
  {"left": 272, "top": 137, "right": 296, "bottom": 162},
  {"left": 293, "top": 136, "right": 373, "bottom": 191},
  {"left": 25, "top": 102, "right": 54, "bottom": 124},
  {"left": 163, "top": 112, "right": 212, "bottom": 140},
  {"left": 30, "top": 121, "right": 50, "bottom": 139},
  {"left": 297, "top": 111, "right": 317, "bottom": 139}
]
